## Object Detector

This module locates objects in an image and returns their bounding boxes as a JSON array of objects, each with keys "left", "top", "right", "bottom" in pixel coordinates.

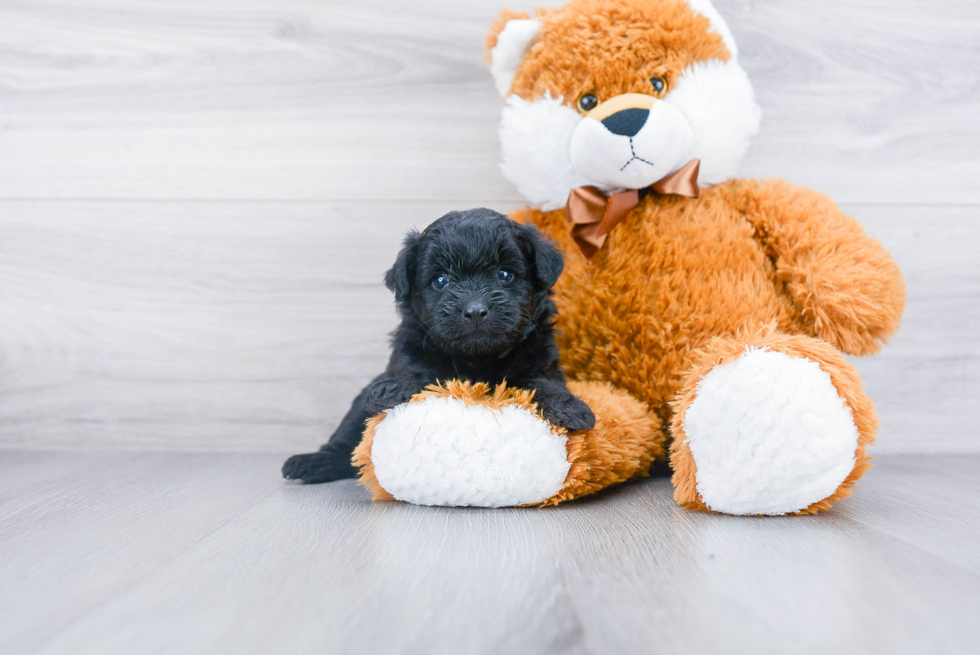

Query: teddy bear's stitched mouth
[{"left": 619, "top": 137, "right": 655, "bottom": 171}]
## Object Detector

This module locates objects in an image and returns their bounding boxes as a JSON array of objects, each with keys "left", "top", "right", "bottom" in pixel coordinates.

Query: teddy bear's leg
[
  {"left": 539, "top": 380, "right": 665, "bottom": 506},
  {"left": 669, "top": 323, "right": 877, "bottom": 516},
  {"left": 352, "top": 380, "right": 665, "bottom": 507}
]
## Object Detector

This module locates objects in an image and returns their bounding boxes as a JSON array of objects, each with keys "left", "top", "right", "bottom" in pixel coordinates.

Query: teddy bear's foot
[
  {"left": 670, "top": 324, "right": 877, "bottom": 516},
  {"left": 353, "top": 380, "right": 664, "bottom": 507},
  {"left": 356, "top": 382, "right": 571, "bottom": 507}
]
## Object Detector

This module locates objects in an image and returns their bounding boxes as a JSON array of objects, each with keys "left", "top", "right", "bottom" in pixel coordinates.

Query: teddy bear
[{"left": 351, "top": 0, "right": 905, "bottom": 515}]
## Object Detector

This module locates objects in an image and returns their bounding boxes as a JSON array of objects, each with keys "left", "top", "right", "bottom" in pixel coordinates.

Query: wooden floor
[{"left": 1, "top": 452, "right": 978, "bottom": 655}]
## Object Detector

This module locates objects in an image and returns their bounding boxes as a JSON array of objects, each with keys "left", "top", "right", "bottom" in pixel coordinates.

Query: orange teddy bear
[{"left": 354, "top": 0, "right": 905, "bottom": 515}]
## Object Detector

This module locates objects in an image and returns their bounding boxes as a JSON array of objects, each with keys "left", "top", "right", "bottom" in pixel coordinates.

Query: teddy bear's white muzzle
[{"left": 569, "top": 96, "right": 693, "bottom": 190}]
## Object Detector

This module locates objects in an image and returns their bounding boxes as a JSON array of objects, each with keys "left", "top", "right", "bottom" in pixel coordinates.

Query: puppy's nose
[
  {"left": 601, "top": 108, "right": 649, "bottom": 137},
  {"left": 463, "top": 301, "right": 489, "bottom": 326}
]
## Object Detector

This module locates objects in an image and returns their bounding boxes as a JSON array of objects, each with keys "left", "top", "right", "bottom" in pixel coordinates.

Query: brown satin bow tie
[{"left": 566, "top": 159, "right": 701, "bottom": 258}]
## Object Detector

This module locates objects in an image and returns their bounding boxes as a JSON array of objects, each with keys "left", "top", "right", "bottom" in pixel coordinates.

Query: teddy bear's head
[{"left": 486, "top": 0, "right": 761, "bottom": 210}]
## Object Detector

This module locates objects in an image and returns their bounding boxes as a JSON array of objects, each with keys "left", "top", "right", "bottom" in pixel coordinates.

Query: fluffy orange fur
[
  {"left": 510, "top": 178, "right": 903, "bottom": 430},
  {"left": 353, "top": 379, "right": 664, "bottom": 506},
  {"left": 542, "top": 379, "right": 663, "bottom": 505},
  {"left": 488, "top": 0, "right": 729, "bottom": 104}
]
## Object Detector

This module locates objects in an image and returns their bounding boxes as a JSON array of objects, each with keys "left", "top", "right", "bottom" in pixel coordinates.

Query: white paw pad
[
  {"left": 683, "top": 347, "right": 859, "bottom": 515},
  {"left": 370, "top": 395, "right": 571, "bottom": 507}
]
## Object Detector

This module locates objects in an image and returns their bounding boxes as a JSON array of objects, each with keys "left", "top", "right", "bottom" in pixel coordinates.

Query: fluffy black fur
[{"left": 282, "top": 208, "right": 595, "bottom": 484}]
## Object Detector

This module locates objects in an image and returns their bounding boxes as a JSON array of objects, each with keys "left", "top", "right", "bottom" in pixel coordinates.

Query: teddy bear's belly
[{"left": 543, "top": 201, "right": 800, "bottom": 417}]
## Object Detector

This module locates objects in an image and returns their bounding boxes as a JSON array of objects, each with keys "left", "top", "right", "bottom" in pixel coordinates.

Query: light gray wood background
[{"left": 1, "top": 0, "right": 979, "bottom": 453}]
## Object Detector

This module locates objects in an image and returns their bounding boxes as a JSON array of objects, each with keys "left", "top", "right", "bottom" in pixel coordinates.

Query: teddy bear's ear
[
  {"left": 685, "top": 0, "right": 739, "bottom": 59},
  {"left": 485, "top": 9, "right": 542, "bottom": 97}
]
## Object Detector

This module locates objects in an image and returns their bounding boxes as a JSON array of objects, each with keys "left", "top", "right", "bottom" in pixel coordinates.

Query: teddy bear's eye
[
  {"left": 651, "top": 77, "right": 667, "bottom": 94},
  {"left": 578, "top": 93, "right": 599, "bottom": 112}
]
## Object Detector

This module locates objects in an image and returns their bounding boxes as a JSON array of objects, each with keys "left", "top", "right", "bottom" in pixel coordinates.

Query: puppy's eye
[
  {"left": 433, "top": 274, "right": 450, "bottom": 289},
  {"left": 497, "top": 269, "right": 515, "bottom": 284},
  {"left": 650, "top": 77, "right": 667, "bottom": 94},
  {"left": 578, "top": 93, "right": 599, "bottom": 112}
]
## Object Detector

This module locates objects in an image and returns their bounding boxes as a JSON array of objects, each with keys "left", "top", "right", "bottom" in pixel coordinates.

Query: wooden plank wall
[{"left": 0, "top": 0, "right": 977, "bottom": 453}]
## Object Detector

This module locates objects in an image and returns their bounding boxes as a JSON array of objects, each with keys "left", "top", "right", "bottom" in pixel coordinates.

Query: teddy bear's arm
[{"left": 731, "top": 179, "right": 906, "bottom": 356}]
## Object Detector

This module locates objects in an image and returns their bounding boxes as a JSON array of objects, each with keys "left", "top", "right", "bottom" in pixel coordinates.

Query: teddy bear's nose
[{"left": 601, "top": 108, "right": 650, "bottom": 137}]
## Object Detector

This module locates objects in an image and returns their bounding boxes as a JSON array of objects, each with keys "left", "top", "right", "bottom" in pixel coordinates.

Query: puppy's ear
[
  {"left": 384, "top": 230, "right": 421, "bottom": 303},
  {"left": 517, "top": 223, "right": 564, "bottom": 289}
]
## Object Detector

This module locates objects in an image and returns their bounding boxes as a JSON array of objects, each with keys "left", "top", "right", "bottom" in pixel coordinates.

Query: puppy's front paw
[
  {"left": 362, "top": 377, "right": 416, "bottom": 414},
  {"left": 540, "top": 394, "right": 596, "bottom": 432},
  {"left": 282, "top": 451, "right": 354, "bottom": 484}
]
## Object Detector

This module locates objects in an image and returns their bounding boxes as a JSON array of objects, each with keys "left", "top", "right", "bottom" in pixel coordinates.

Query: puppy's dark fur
[{"left": 282, "top": 208, "right": 595, "bottom": 484}]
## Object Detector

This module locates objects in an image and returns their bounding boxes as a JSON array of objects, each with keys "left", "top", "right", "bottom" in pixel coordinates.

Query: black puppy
[{"left": 282, "top": 208, "right": 595, "bottom": 484}]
